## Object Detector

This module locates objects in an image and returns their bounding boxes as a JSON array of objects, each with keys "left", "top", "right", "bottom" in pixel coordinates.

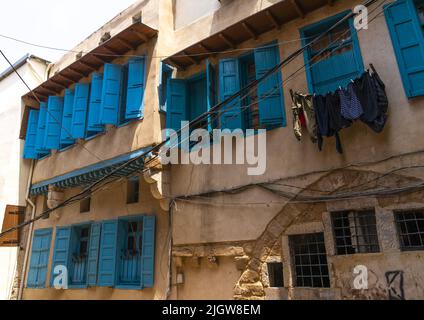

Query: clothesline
[{"left": 290, "top": 64, "right": 389, "bottom": 154}]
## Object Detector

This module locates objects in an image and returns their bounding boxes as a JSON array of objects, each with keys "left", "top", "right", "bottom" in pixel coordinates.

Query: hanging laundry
[
  {"left": 290, "top": 90, "right": 317, "bottom": 143},
  {"left": 337, "top": 83, "right": 364, "bottom": 120}
]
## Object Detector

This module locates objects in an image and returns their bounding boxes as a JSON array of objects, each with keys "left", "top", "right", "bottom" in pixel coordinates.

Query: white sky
[{"left": 0, "top": 0, "right": 137, "bottom": 72}]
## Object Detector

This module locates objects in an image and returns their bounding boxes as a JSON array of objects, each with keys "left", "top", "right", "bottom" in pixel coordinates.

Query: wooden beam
[
  {"left": 132, "top": 29, "right": 148, "bottom": 43},
  {"left": 291, "top": 0, "right": 305, "bottom": 18},
  {"left": 40, "top": 85, "right": 58, "bottom": 95},
  {"left": 328, "top": 0, "right": 335, "bottom": 6},
  {"left": 68, "top": 67, "right": 86, "bottom": 78},
  {"left": 77, "top": 60, "right": 97, "bottom": 71},
  {"left": 265, "top": 10, "right": 281, "bottom": 30},
  {"left": 219, "top": 33, "right": 236, "bottom": 49},
  {"left": 242, "top": 22, "right": 257, "bottom": 40},
  {"left": 103, "top": 45, "right": 119, "bottom": 55},
  {"left": 89, "top": 54, "right": 108, "bottom": 64},
  {"left": 183, "top": 51, "right": 198, "bottom": 65},
  {"left": 116, "top": 37, "right": 136, "bottom": 50},
  {"left": 169, "top": 58, "right": 185, "bottom": 70},
  {"left": 57, "top": 73, "right": 76, "bottom": 83},
  {"left": 49, "top": 79, "right": 67, "bottom": 90}
]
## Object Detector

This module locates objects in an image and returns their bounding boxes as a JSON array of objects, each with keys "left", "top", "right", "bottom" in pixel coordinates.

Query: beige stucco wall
[{"left": 0, "top": 58, "right": 48, "bottom": 300}]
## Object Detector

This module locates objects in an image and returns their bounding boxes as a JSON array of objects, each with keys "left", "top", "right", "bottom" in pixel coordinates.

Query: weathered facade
[{"left": 14, "top": 0, "right": 424, "bottom": 300}]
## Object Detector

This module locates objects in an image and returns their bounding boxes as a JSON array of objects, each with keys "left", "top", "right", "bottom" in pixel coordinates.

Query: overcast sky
[{"left": 0, "top": 0, "right": 136, "bottom": 72}]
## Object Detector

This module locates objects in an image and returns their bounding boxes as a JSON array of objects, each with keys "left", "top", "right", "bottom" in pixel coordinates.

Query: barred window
[
  {"left": 332, "top": 210, "right": 380, "bottom": 255},
  {"left": 290, "top": 233, "right": 330, "bottom": 288},
  {"left": 395, "top": 210, "right": 424, "bottom": 251}
]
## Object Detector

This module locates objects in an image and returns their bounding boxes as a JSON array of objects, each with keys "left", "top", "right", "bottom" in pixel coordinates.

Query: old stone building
[{"left": 11, "top": 0, "right": 424, "bottom": 300}]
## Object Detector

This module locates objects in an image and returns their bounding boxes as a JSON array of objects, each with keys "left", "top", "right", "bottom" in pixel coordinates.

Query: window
[
  {"left": 290, "top": 233, "right": 330, "bottom": 288},
  {"left": 27, "top": 228, "right": 52, "bottom": 288},
  {"left": 80, "top": 197, "right": 91, "bottom": 213},
  {"left": 332, "top": 210, "right": 380, "bottom": 255},
  {"left": 385, "top": 0, "right": 424, "bottom": 98},
  {"left": 395, "top": 210, "right": 424, "bottom": 251},
  {"left": 69, "top": 225, "right": 90, "bottom": 286},
  {"left": 267, "top": 262, "right": 284, "bottom": 287},
  {"left": 301, "top": 11, "right": 364, "bottom": 94},
  {"left": 127, "top": 176, "right": 140, "bottom": 204}
]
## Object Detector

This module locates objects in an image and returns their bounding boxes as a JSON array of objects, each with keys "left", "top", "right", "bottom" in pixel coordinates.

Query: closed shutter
[
  {"left": 44, "top": 96, "right": 64, "bottom": 150},
  {"left": 35, "top": 102, "right": 49, "bottom": 156},
  {"left": 50, "top": 226, "right": 71, "bottom": 286},
  {"left": 141, "top": 215, "right": 156, "bottom": 288},
  {"left": 166, "top": 79, "right": 187, "bottom": 135},
  {"left": 23, "top": 109, "right": 39, "bottom": 159},
  {"left": 60, "top": 89, "right": 75, "bottom": 148},
  {"left": 206, "top": 59, "right": 217, "bottom": 131},
  {"left": 385, "top": 0, "right": 424, "bottom": 97},
  {"left": 71, "top": 83, "right": 90, "bottom": 139},
  {"left": 100, "top": 64, "right": 123, "bottom": 126},
  {"left": 254, "top": 44, "right": 286, "bottom": 128},
  {"left": 0, "top": 205, "right": 24, "bottom": 247},
  {"left": 87, "top": 222, "right": 101, "bottom": 286},
  {"left": 98, "top": 220, "right": 118, "bottom": 286},
  {"left": 126, "top": 57, "right": 145, "bottom": 120},
  {"left": 27, "top": 228, "right": 52, "bottom": 288},
  {"left": 219, "top": 58, "right": 243, "bottom": 130},
  {"left": 87, "top": 73, "right": 104, "bottom": 133}
]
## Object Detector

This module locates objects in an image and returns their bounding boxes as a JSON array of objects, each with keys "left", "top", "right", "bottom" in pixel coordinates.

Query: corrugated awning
[
  {"left": 30, "top": 148, "right": 150, "bottom": 196},
  {"left": 164, "top": 0, "right": 330, "bottom": 69}
]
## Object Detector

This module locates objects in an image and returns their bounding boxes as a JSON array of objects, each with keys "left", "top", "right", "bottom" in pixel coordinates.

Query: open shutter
[
  {"left": 87, "top": 73, "right": 104, "bottom": 133},
  {"left": 219, "top": 58, "right": 243, "bottom": 130},
  {"left": 385, "top": 0, "right": 424, "bottom": 98},
  {"left": 141, "top": 215, "right": 156, "bottom": 288},
  {"left": 98, "top": 220, "right": 118, "bottom": 286},
  {"left": 166, "top": 79, "right": 187, "bottom": 135},
  {"left": 50, "top": 226, "right": 71, "bottom": 286},
  {"left": 23, "top": 109, "right": 39, "bottom": 159},
  {"left": 254, "top": 44, "right": 286, "bottom": 128},
  {"left": 71, "top": 83, "right": 90, "bottom": 139},
  {"left": 60, "top": 89, "right": 75, "bottom": 148},
  {"left": 27, "top": 228, "right": 52, "bottom": 288},
  {"left": 100, "top": 64, "right": 123, "bottom": 126},
  {"left": 206, "top": 59, "right": 217, "bottom": 131},
  {"left": 35, "top": 102, "right": 49, "bottom": 157},
  {"left": 0, "top": 205, "right": 24, "bottom": 247},
  {"left": 158, "top": 62, "right": 173, "bottom": 112},
  {"left": 44, "top": 96, "right": 64, "bottom": 150},
  {"left": 125, "top": 57, "right": 145, "bottom": 120},
  {"left": 87, "top": 222, "right": 101, "bottom": 286}
]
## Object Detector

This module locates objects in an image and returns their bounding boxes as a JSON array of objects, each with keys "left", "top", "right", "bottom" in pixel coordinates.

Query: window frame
[
  {"left": 394, "top": 209, "right": 424, "bottom": 251},
  {"left": 68, "top": 223, "right": 92, "bottom": 288}
]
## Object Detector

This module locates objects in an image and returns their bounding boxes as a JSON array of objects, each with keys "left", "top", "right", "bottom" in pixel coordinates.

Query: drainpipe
[{"left": 18, "top": 159, "right": 36, "bottom": 300}]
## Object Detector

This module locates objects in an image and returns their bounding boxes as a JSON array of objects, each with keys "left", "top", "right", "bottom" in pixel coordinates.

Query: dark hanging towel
[
  {"left": 337, "top": 82, "right": 364, "bottom": 120},
  {"left": 290, "top": 90, "right": 317, "bottom": 143}
]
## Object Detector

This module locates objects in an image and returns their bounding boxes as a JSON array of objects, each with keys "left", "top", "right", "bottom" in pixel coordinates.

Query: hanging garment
[
  {"left": 290, "top": 90, "right": 317, "bottom": 143},
  {"left": 368, "top": 65, "right": 389, "bottom": 133},
  {"left": 338, "top": 83, "right": 364, "bottom": 120}
]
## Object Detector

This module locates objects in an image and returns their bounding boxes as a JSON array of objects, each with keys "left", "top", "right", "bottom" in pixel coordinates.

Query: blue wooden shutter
[
  {"left": 166, "top": 79, "right": 187, "bottom": 134},
  {"left": 71, "top": 83, "right": 90, "bottom": 138},
  {"left": 60, "top": 89, "right": 75, "bottom": 148},
  {"left": 27, "top": 228, "right": 52, "bottom": 288},
  {"left": 219, "top": 58, "right": 243, "bottom": 130},
  {"left": 44, "top": 96, "right": 64, "bottom": 150},
  {"left": 385, "top": 0, "right": 424, "bottom": 98},
  {"left": 125, "top": 57, "right": 145, "bottom": 120},
  {"left": 158, "top": 62, "right": 173, "bottom": 112},
  {"left": 100, "top": 64, "right": 123, "bottom": 126},
  {"left": 98, "top": 220, "right": 118, "bottom": 286},
  {"left": 254, "top": 44, "right": 286, "bottom": 128},
  {"left": 87, "top": 222, "right": 101, "bottom": 286},
  {"left": 141, "top": 215, "right": 156, "bottom": 288},
  {"left": 206, "top": 59, "right": 217, "bottom": 131},
  {"left": 87, "top": 73, "right": 105, "bottom": 133},
  {"left": 23, "top": 109, "right": 39, "bottom": 159},
  {"left": 35, "top": 102, "right": 49, "bottom": 156},
  {"left": 50, "top": 226, "right": 71, "bottom": 286}
]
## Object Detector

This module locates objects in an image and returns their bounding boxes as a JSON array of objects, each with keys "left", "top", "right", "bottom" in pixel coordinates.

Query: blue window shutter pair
[
  {"left": 44, "top": 96, "right": 64, "bottom": 150},
  {"left": 23, "top": 109, "right": 39, "bottom": 159},
  {"left": 27, "top": 228, "right": 52, "bottom": 288},
  {"left": 141, "top": 215, "right": 155, "bottom": 288},
  {"left": 60, "top": 89, "right": 75, "bottom": 148},
  {"left": 35, "top": 102, "right": 49, "bottom": 157},
  {"left": 254, "top": 44, "right": 286, "bottom": 128},
  {"left": 100, "top": 64, "right": 124, "bottom": 126},
  {"left": 166, "top": 79, "right": 188, "bottom": 135},
  {"left": 87, "top": 73, "right": 105, "bottom": 133},
  {"left": 219, "top": 58, "right": 243, "bottom": 130},
  {"left": 50, "top": 227, "right": 71, "bottom": 286},
  {"left": 126, "top": 57, "right": 146, "bottom": 119},
  {"left": 385, "top": 0, "right": 424, "bottom": 98},
  {"left": 71, "top": 83, "right": 90, "bottom": 139}
]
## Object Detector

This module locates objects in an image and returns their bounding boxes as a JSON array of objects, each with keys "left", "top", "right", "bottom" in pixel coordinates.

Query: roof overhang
[
  {"left": 164, "top": 0, "right": 332, "bottom": 69},
  {"left": 30, "top": 148, "right": 150, "bottom": 196},
  {"left": 19, "top": 21, "right": 157, "bottom": 139}
]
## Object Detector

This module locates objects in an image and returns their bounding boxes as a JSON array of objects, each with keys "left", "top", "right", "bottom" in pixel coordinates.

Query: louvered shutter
[
  {"left": 87, "top": 73, "right": 104, "bottom": 133},
  {"left": 60, "top": 89, "right": 75, "bottom": 147},
  {"left": 98, "top": 220, "right": 118, "bottom": 286},
  {"left": 87, "top": 222, "right": 101, "bottom": 286},
  {"left": 166, "top": 79, "right": 187, "bottom": 136},
  {"left": 27, "top": 228, "right": 52, "bottom": 288},
  {"left": 44, "top": 96, "right": 64, "bottom": 150},
  {"left": 23, "top": 109, "right": 39, "bottom": 159},
  {"left": 141, "top": 215, "right": 156, "bottom": 288},
  {"left": 50, "top": 226, "right": 71, "bottom": 286},
  {"left": 0, "top": 205, "right": 24, "bottom": 247},
  {"left": 126, "top": 57, "right": 145, "bottom": 120},
  {"left": 35, "top": 102, "right": 49, "bottom": 157},
  {"left": 71, "top": 83, "right": 90, "bottom": 139},
  {"left": 100, "top": 64, "right": 123, "bottom": 126}
]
